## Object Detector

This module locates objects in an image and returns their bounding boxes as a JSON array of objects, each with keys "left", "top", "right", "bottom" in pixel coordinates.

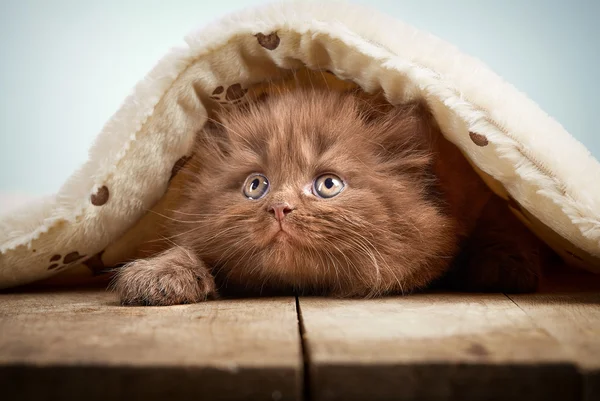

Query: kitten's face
[{"left": 177, "top": 90, "right": 457, "bottom": 296}]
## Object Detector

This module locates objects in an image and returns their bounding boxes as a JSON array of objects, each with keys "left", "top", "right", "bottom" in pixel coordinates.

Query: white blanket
[{"left": 1, "top": 1, "right": 598, "bottom": 288}]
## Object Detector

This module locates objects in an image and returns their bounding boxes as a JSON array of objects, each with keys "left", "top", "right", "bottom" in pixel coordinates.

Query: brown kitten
[{"left": 114, "top": 89, "right": 542, "bottom": 306}]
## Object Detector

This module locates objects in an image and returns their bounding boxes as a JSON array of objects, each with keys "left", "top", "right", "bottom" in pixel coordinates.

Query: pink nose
[{"left": 269, "top": 203, "right": 293, "bottom": 221}]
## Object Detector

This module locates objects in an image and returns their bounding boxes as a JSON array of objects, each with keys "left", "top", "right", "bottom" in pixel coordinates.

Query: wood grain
[
  {"left": 298, "top": 293, "right": 582, "bottom": 401},
  {"left": 2, "top": 273, "right": 598, "bottom": 401},
  {"left": 0, "top": 289, "right": 301, "bottom": 401},
  {"left": 509, "top": 291, "right": 600, "bottom": 401}
]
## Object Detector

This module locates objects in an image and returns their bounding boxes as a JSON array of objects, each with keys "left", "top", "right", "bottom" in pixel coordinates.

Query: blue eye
[
  {"left": 243, "top": 174, "right": 269, "bottom": 199},
  {"left": 313, "top": 174, "right": 344, "bottom": 198}
]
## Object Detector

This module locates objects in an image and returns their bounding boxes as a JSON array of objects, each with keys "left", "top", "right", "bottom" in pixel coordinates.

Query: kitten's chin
[
  {"left": 269, "top": 230, "right": 297, "bottom": 249},
  {"left": 266, "top": 223, "right": 299, "bottom": 245},
  {"left": 273, "top": 229, "right": 289, "bottom": 239}
]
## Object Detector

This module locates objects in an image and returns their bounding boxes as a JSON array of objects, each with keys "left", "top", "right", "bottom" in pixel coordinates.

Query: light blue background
[{"left": 1, "top": 0, "right": 598, "bottom": 197}]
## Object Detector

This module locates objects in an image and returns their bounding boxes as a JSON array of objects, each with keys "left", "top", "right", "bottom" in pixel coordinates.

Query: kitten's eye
[
  {"left": 243, "top": 174, "right": 269, "bottom": 199},
  {"left": 313, "top": 174, "right": 345, "bottom": 199}
]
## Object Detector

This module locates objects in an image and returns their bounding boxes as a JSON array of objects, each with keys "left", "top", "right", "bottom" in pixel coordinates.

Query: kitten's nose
[{"left": 269, "top": 203, "right": 293, "bottom": 221}]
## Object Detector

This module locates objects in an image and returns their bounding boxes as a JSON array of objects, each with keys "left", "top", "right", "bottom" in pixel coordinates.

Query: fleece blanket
[{"left": 1, "top": 1, "right": 599, "bottom": 289}]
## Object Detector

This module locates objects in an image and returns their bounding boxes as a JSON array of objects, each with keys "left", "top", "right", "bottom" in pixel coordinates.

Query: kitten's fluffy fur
[{"left": 115, "top": 89, "right": 542, "bottom": 306}]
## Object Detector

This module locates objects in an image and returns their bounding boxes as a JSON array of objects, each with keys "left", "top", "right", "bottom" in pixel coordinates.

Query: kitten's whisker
[
  {"left": 226, "top": 239, "right": 257, "bottom": 273},
  {"left": 315, "top": 65, "right": 331, "bottom": 92},
  {"left": 316, "top": 239, "right": 351, "bottom": 291},
  {"left": 328, "top": 240, "right": 364, "bottom": 290},
  {"left": 323, "top": 250, "right": 340, "bottom": 290},
  {"left": 209, "top": 233, "right": 254, "bottom": 267},
  {"left": 147, "top": 225, "right": 205, "bottom": 243},
  {"left": 146, "top": 211, "right": 193, "bottom": 224},
  {"left": 159, "top": 235, "right": 196, "bottom": 266},
  {"left": 148, "top": 208, "right": 250, "bottom": 224},
  {"left": 208, "top": 118, "right": 255, "bottom": 150},
  {"left": 193, "top": 224, "right": 251, "bottom": 250},
  {"left": 341, "top": 236, "right": 382, "bottom": 287},
  {"left": 167, "top": 209, "right": 248, "bottom": 218}
]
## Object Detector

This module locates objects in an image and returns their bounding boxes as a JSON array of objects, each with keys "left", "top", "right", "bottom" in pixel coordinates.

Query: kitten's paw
[{"left": 113, "top": 248, "right": 217, "bottom": 306}]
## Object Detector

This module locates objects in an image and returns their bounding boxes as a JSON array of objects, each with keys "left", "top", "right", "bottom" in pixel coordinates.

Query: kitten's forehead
[{"left": 221, "top": 91, "right": 365, "bottom": 176}]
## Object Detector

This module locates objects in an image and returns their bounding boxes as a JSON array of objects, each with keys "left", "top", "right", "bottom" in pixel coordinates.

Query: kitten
[{"left": 114, "top": 89, "right": 542, "bottom": 306}]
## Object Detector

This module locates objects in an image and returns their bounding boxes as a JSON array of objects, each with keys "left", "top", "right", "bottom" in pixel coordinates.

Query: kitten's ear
[
  {"left": 196, "top": 118, "right": 231, "bottom": 159},
  {"left": 354, "top": 91, "right": 436, "bottom": 145},
  {"left": 353, "top": 90, "right": 396, "bottom": 124},
  {"left": 365, "top": 99, "right": 438, "bottom": 175}
]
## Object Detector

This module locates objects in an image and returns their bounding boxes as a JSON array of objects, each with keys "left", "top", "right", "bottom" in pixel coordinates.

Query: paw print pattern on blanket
[
  {"left": 83, "top": 251, "right": 110, "bottom": 276},
  {"left": 209, "top": 84, "right": 248, "bottom": 105},
  {"left": 255, "top": 32, "right": 280, "bottom": 50},
  {"left": 469, "top": 132, "right": 489, "bottom": 147},
  {"left": 47, "top": 251, "right": 86, "bottom": 271},
  {"left": 91, "top": 185, "right": 110, "bottom": 206},
  {"left": 208, "top": 31, "right": 279, "bottom": 107}
]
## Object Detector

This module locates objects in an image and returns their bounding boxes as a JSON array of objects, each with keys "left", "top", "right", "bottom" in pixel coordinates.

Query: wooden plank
[
  {"left": 0, "top": 289, "right": 301, "bottom": 401},
  {"left": 509, "top": 274, "right": 600, "bottom": 401},
  {"left": 298, "top": 294, "right": 582, "bottom": 401}
]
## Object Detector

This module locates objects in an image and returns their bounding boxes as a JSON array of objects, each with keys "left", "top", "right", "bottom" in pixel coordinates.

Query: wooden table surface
[{"left": 1, "top": 271, "right": 599, "bottom": 401}]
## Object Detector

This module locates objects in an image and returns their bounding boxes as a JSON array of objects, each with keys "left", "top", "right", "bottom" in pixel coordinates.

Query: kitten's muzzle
[{"left": 269, "top": 203, "right": 294, "bottom": 222}]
